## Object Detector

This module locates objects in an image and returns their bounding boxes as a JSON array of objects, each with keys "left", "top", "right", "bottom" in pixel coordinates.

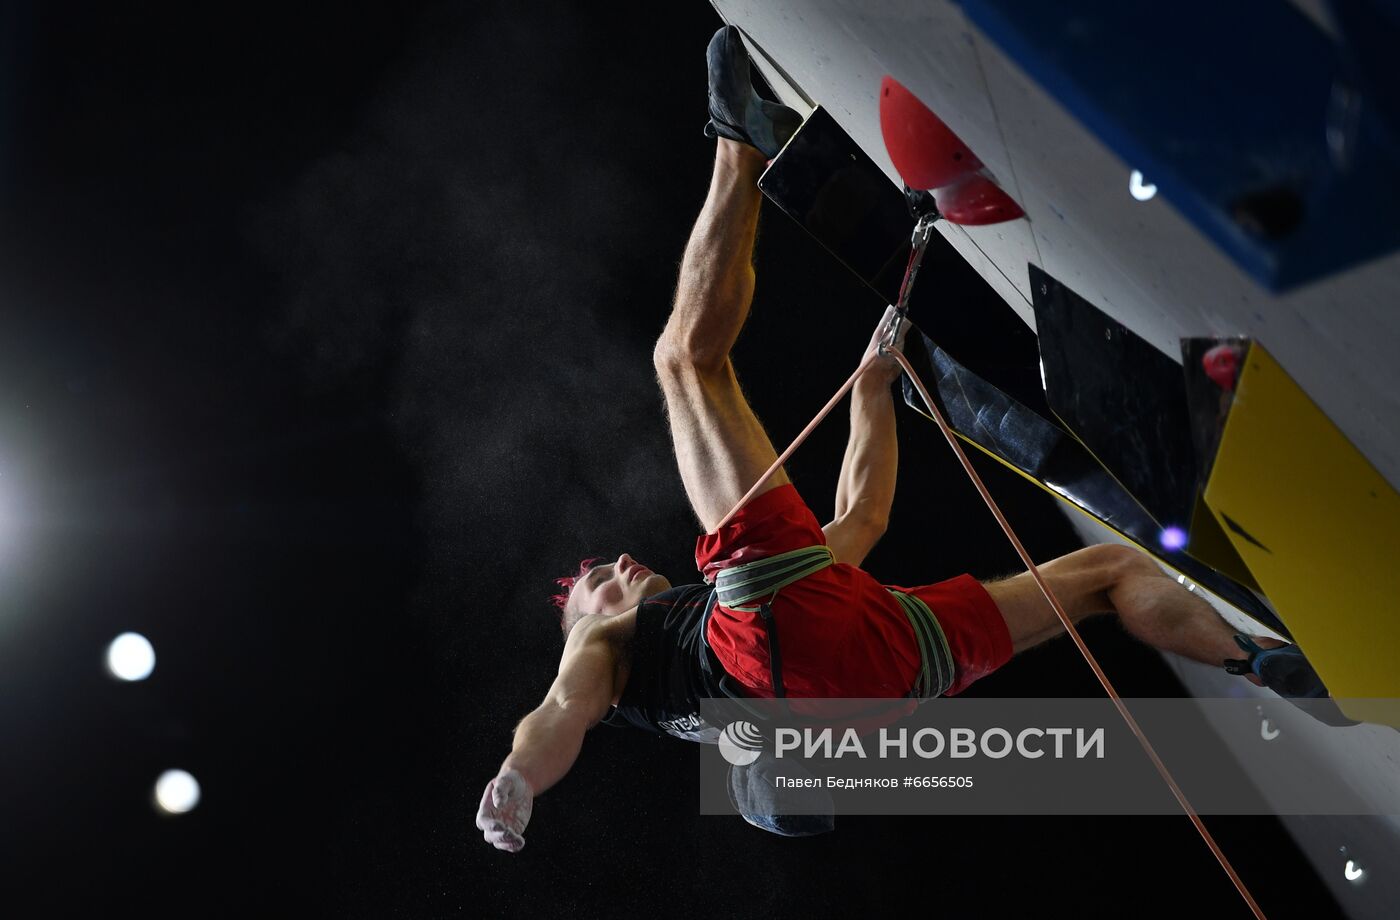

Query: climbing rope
[
  {"left": 889, "top": 344, "right": 1266, "bottom": 920},
  {"left": 714, "top": 215, "right": 1268, "bottom": 920}
]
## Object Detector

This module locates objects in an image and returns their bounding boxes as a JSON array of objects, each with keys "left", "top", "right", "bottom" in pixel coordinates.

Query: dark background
[{"left": 0, "top": 2, "right": 1339, "bottom": 917}]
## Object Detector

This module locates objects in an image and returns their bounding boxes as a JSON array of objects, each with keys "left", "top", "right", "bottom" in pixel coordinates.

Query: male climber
[{"left": 476, "top": 25, "right": 1315, "bottom": 852}]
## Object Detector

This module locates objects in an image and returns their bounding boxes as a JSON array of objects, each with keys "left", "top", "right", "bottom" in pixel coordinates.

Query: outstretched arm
[
  {"left": 476, "top": 616, "right": 628, "bottom": 852},
  {"left": 823, "top": 307, "right": 904, "bottom": 567}
]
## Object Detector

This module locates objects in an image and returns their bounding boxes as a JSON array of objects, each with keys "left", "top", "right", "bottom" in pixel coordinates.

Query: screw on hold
[
  {"left": 1104, "top": 328, "right": 1112, "bottom": 340},
  {"left": 1039, "top": 283, "right": 1048, "bottom": 296}
]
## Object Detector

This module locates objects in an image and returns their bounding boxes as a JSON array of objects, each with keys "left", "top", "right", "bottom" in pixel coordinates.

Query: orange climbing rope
[
  {"left": 714, "top": 223, "right": 1267, "bottom": 920},
  {"left": 889, "top": 344, "right": 1267, "bottom": 920}
]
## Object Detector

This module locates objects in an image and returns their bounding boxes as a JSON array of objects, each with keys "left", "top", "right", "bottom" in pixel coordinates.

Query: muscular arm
[
  {"left": 500, "top": 616, "right": 627, "bottom": 796},
  {"left": 823, "top": 308, "right": 904, "bottom": 567},
  {"left": 823, "top": 375, "right": 897, "bottom": 566},
  {"left": 476, "top": 615, "right": 630, "bottom": 852}
]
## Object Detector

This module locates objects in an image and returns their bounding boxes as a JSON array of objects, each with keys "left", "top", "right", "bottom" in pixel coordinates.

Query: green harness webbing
[
  {"left": 714, "top": 546, "right": 835, "bottom": 610},
  {"left": 712, "top": 546, "right": 956, "bottom": 699},
  {"left": 887, "top": 589, "right": 955, "bottom": 699},
  {"left": 714, "top": 547, "right": 835, "bottom": 699}
]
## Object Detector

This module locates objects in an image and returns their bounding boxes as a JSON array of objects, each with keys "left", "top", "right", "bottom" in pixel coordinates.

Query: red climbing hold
[
  {"left": 879, "top": 75, "right": 1024, "bottom": 225},
  {"left": 1202, "top": 344, "right": 1242, "bottom": 391},
  {"left": 879, "top": 76, "right": 983, "bottom": 191},
  {"left": 935, "top": 174, "right": 1026, "bottom": 226}
]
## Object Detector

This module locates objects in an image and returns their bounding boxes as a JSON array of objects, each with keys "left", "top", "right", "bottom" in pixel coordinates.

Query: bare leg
[
  {"left": 659, "top": 139, "right": 766, "bottom": 368},
  {"left": 653, "top": 139, "right": 791, "bottom": 532},
  {"left": 982, "top": 544, "right": 1268, "bottom": 677}
]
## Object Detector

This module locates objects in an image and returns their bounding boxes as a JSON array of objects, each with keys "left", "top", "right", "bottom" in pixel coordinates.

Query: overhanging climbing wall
[{"left": 1203, "top": 342, "right": 1400, "bottom": 726}]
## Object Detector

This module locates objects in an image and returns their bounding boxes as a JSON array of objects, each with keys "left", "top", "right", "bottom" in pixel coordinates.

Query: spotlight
[
  {"left": 154, "top": 769, "right": 201, "bottom": 814},
  {"left": 106, "top": 632, "right": 156, "bottom": 681}
]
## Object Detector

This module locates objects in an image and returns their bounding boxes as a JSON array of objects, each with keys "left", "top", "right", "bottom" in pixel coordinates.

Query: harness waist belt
[
  {"left": 712, "top": 546, "right": 956, "bottom": 700},
  {"left": 714, "top": 545, "right": 835, "bottom": 609}
]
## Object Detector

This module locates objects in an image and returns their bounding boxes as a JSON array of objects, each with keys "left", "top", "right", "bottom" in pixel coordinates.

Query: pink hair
[{"left": 550, "top": 557, "right": 602, "bottom": 626}]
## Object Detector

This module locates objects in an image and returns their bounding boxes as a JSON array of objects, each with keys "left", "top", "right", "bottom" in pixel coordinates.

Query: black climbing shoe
[
  {"left": 1224, "top": 635, "right": 1359, "bottom": 727},
  {"left": 703, "top": 25, "right": 802, "bottom": 160},
  {"left": 1224, "top": 635, "right": 1327, "bottom": 697}
]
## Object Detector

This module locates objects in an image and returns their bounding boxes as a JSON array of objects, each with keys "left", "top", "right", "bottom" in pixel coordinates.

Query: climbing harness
[
  {"left": 886, "top": 589, "right": 955, "bottom": 699},
  {"left": 714, "top": 211, "right": 1269, "bottom": 920},
  {"left": 711, "top": 545, "right": 954, "bottom": 701},
  {"left": 714, "top": 546, "right": 834, "bottom": 698}
]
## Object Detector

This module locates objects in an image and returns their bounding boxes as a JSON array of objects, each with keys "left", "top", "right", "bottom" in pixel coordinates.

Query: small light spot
[
  {"left": 1159, "top": 526, "right": 1188, "bottom": 551},
  {"left": 1129, "top": 169, "right": 1158, "bottom": 201},
  {"left": 106, "top": 632, "right": 155, "bottom": 681},
  {"left": 1345, "top": 859, "right": 1365, "bottom": 882},
  {"left": 154, "top": 769, "right": 201, "bottom": 814}
]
